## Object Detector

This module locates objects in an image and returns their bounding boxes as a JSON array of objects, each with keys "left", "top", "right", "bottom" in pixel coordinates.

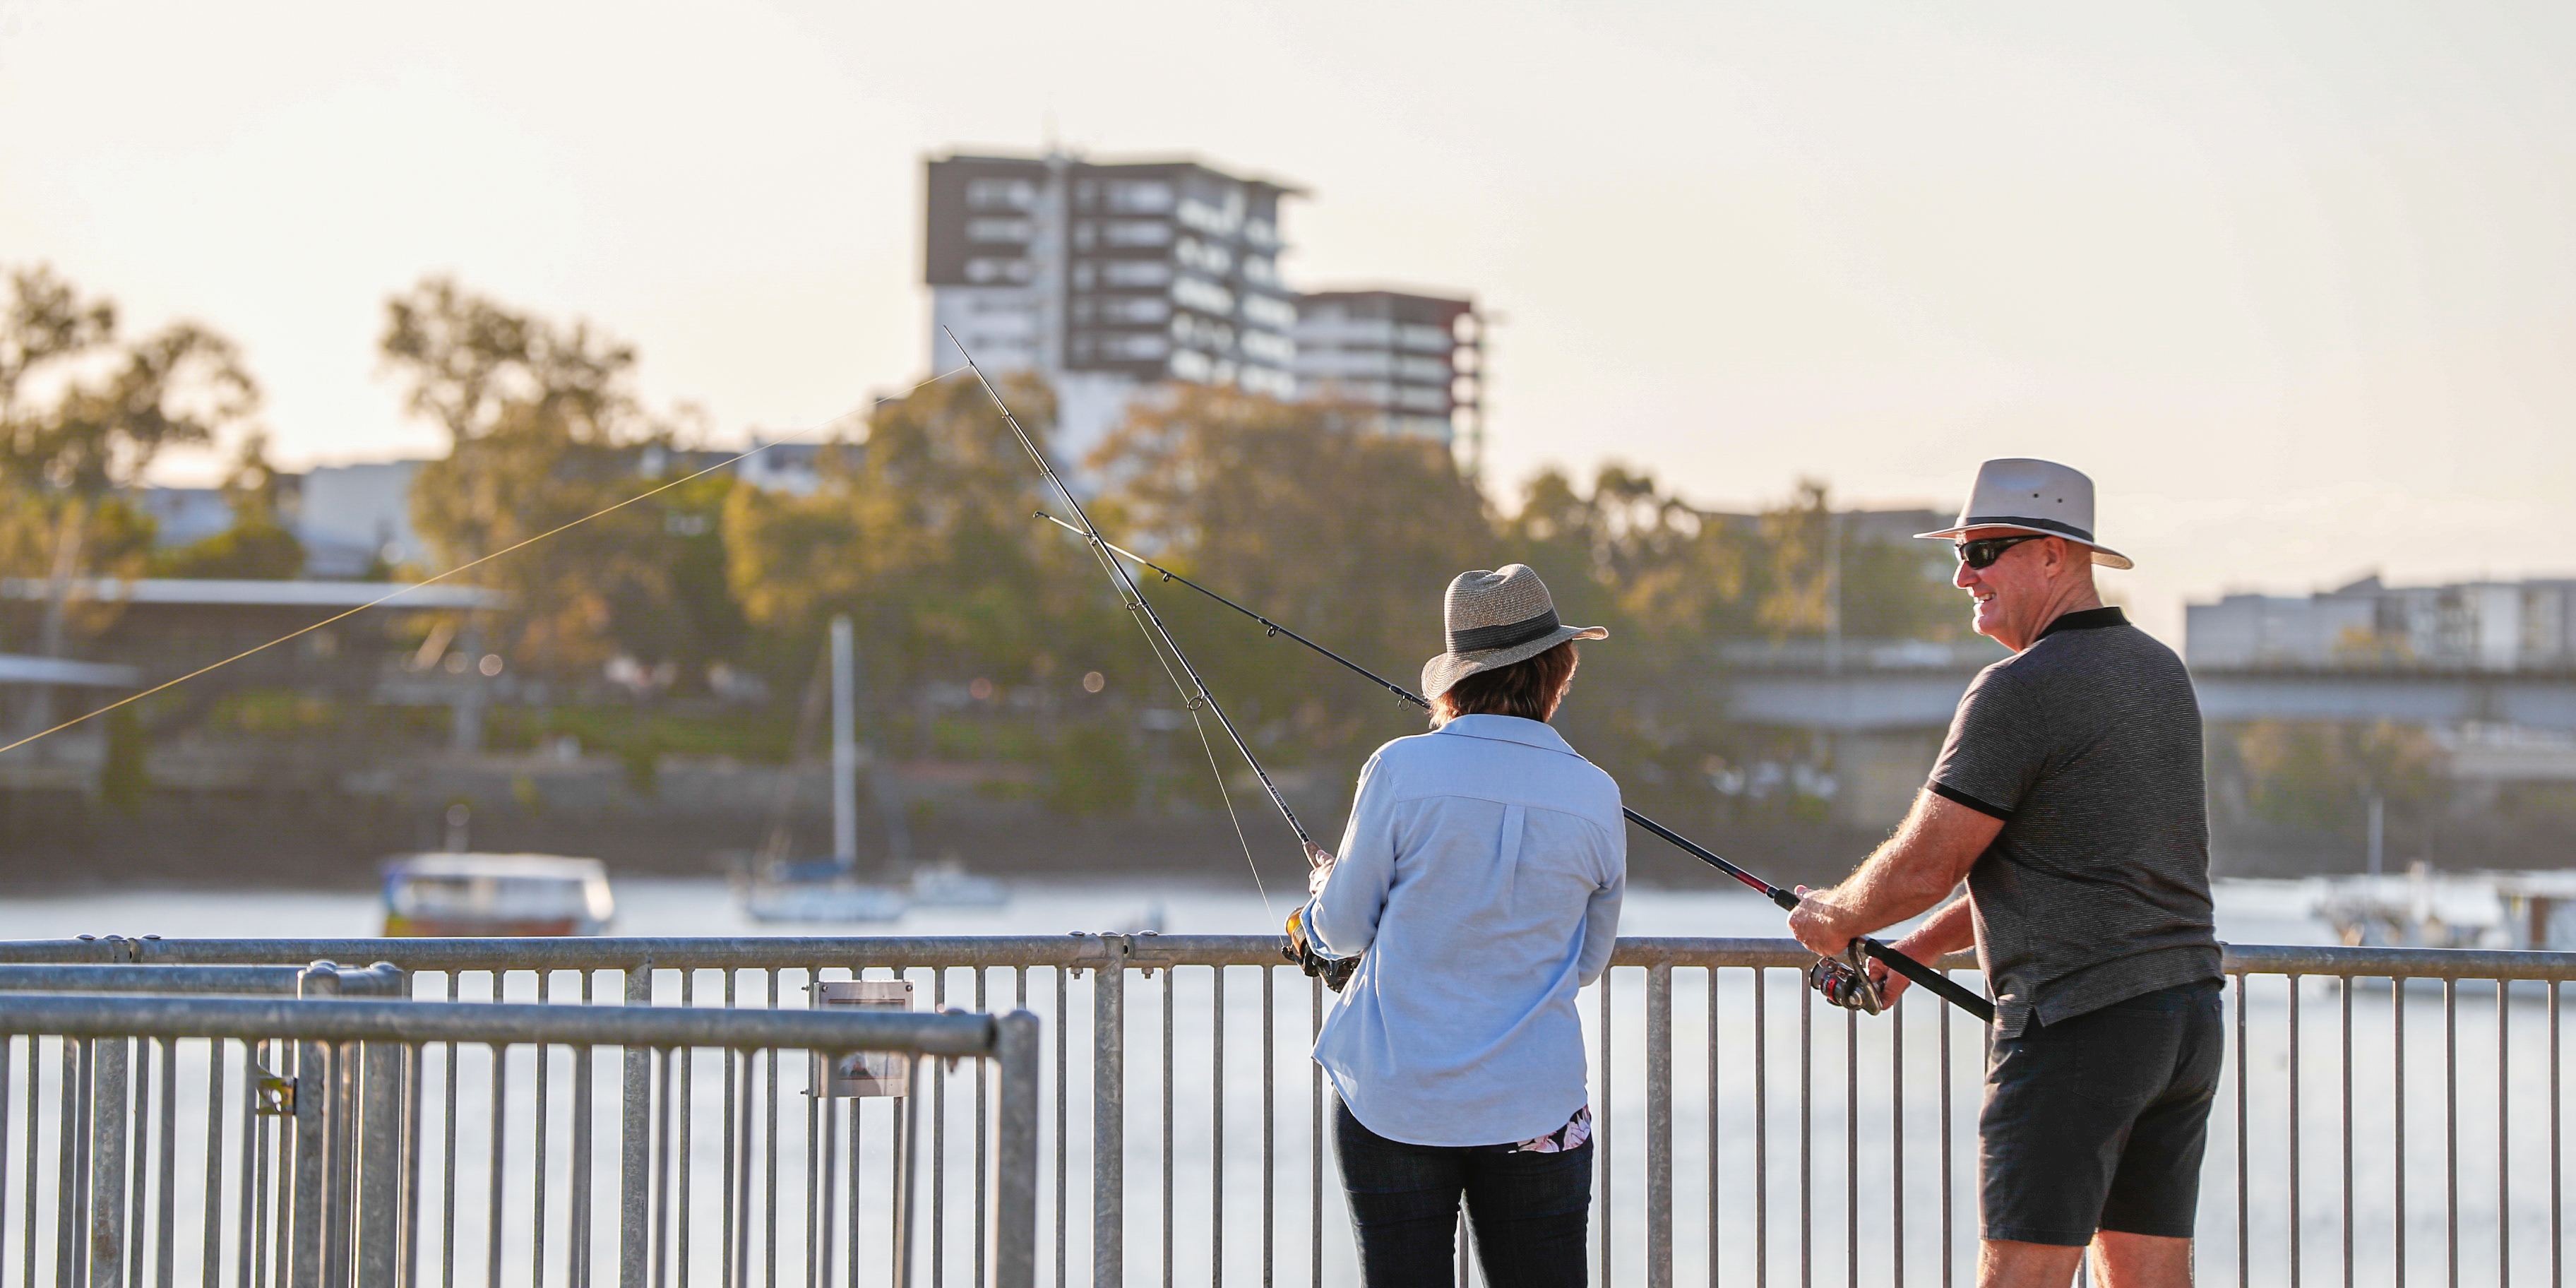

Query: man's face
[{"left": 1951, "top": 526, "right": 2066, "bottom": 646}]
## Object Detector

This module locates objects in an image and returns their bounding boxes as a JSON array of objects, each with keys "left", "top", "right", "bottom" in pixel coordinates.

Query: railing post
[
  {"left": 292, "top": 962, "right": 345, "bottom": 1288},
  {"left": 88, "top": 1035, "right": 127, "bottom": 1288},
  {"left": 995, "top": 1010, "right": 1042, "bottom": 1288},
  {"left": 354, "top": 1039, "right": 405, "bottom": 1287},
  {"left": 621, "top": 961, "right": 655, "bottom": 1288},
  {"left": 1646, "top": 962, "right": 1674, "bottom": 1288},
  {"left": 347, "top": 964, "right": 410, "bottom": 1288},
  {"left": 1093, "top": 938, "right": 1126, "bottom": 1288}
]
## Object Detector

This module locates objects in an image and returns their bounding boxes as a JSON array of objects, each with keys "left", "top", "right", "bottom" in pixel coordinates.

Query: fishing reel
[
  {"left": 1281, "top": 907, "right": 1359, "bottom": 993},
  {"left": 1806, "top": 941, "right": 1884, "bottom": 1015}
]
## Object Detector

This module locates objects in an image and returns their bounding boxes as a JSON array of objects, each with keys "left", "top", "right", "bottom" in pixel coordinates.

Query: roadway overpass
[{"left": 1719, "top": 643, "right": 2576, "bottom": 733}]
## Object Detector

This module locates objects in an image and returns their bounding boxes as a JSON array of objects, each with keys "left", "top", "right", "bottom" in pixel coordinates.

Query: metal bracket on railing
[
  {"left": 254, "top": 1068, "right": 296, "bottom": 1117},
  {"left": 73, "top": 934, "right": 146, "bottom": 962},
  {"left": 1066, "top": 931, "right": 1176, "bottom": 977},
  {"left": 297, "top": 960, "right": 410, "bottom": 998}
]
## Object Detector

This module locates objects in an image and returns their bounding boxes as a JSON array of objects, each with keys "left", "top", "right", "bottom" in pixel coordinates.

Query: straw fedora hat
[
  {"left": 1421, "top": 565, "right": 1608, "bottom": 701},
  {"left": 1913, "top": 458, "right": 2133, "bottom": 570}
]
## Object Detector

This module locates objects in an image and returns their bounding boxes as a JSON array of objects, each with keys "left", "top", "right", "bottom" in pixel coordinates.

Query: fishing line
[
  {"left": 947, "top": 328, "right": 1299, "bottom": 913},
  {"left": 1058, "top": 502, "right": 1273, "bottom": 912},
  {"left": 0, "top": 366, "right": 974, "bottom": 761}
]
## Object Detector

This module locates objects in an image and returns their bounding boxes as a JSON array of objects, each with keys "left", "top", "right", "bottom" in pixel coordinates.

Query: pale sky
[{"left": 7, "top": 0, "right": 2575, "bottom": 639}]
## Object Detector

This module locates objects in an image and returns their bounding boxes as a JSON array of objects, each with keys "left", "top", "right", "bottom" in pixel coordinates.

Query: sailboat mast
[{"left": 830, "top": 614, "right": 859, "bottom": 869}]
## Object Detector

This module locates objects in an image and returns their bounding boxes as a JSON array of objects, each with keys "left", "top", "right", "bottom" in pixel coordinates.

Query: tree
[
  {"left": 153, "top": 431, "right": 304, "bottom": 579},
  {"left": 1090, "top": 388, "right": 1494, "bottom": 760},
  {"left": 0, "top": 266, "right": 259, "bottom": 733},
  {"left": 381, "top": 276, "right": 720, "bottom": 679},
  {"left": 2234, "top": 720, "right": 2441, "bottom": 833},
  {"left": 726, "top": 374, "right": 1113, "bottom": 703}
]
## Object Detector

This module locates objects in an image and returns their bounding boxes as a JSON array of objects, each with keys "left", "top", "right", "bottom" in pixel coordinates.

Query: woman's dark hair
[{"left": 1431, "top": 641, "right": 1580, "bottom": 726}]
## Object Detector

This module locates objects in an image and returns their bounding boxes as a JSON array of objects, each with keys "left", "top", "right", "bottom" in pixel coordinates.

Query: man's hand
[
  {"left": 1864, "top": 947, "right": 1912, "bottom": 1005},
  {"left": 1786, "top": 884, "right": 1853, "bottom": 958},
  {"left": 1304, "top": 843, "right": 1335, "bottom": 898}
]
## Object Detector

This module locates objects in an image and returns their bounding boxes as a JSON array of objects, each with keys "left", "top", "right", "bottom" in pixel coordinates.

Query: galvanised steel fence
[
  {"left": 0, "top": 954, "right": 1037, "bottom": 1288},
  {"left": 3, "top": 935, "right": 2568, "bottom": 1287}
]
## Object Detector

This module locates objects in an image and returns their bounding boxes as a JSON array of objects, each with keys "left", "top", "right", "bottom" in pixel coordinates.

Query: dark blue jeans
[{"left": 1332, "top": 1100, "right": 1591, "bottom": 1288}]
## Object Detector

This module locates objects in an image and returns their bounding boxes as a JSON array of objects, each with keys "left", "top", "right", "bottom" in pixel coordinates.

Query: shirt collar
[
  {"left": 1432, "top": 714, "right": 1580, "bottom": 756},
  {"left": 2036, "top": 604, "right": 2128, "bottom": 642}
]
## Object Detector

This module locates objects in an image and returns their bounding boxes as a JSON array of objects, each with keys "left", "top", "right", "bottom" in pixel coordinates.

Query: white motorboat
[{"left": 382, "top": 854, "right": 614, "bottom": 937}]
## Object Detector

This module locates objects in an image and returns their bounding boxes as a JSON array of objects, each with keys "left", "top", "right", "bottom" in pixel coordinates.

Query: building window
[
  {"left": 1098, "top": 296, "right": 1170, "bottom": 324},
  {"left": 1172, "top": 275, "right": 1234, "bottom": 316},
  {"left": 1099, "top": 260, "right": 1172, "bottom": 287},
  {"left": 1103, "top": 220, "right": 1174, "bottom": 247},
  {"left": 1092, "top": 333, "right": 1169, "bottom": 361},
  {"left": 1398, "top": 324, "right": 1452, "bottom": 353},
  {"left": 1104, "top": 181, "right": 1174, "bottom": 213},
  {"left": 1176, "top": 237, "right": 1234, "bottom": 275},
  {"left": 1240, "top": 366, "right": 1296, "bottom": 400},
  {"left": 1171, "top": 315, "right": 1236, "bottom": 352},
  {"left": 1176, "top": 194, "right": 1245, "bottom": 236},
  {"left": 1240, "top": 330, "right": 1294, "bottom": 365},
  {"left": 967, "top": 217, "right": 1034, "bottom": 242},
  {"left": 1240, "top": 294, "right": 1296, "bottom": 330},
  {"left": 967, "top": 179, "right": 1035, "bottom": 211},
  {"left": 1169, "top": 349, "right": 1213, "bottom": 381},
  {"left": 965, "top": 258, "right": 1034, "bottom": 284}
]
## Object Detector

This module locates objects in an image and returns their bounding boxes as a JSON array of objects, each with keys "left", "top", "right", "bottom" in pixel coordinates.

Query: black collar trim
[{"left": 2037, "top": 606, "right": 2128, "bottom": 641}]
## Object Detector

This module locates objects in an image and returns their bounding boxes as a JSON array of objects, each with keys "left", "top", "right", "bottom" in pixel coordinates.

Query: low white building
[
  {"left": 2187, "top": 576, "right": 2576, "bottom": 670},
  {"left": 297, "top": 460, "right": 427, "bottom": 578}
]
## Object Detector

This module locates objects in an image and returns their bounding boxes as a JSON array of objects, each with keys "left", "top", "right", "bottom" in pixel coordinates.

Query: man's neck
[{"left": 2006, "top": 584, "right": 2104, "bottom": 652}]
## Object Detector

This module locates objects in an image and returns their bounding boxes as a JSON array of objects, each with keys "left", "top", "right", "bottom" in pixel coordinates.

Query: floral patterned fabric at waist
[{"left": 1513, "top": 1105, "right": 1592, "bottom": 1154}]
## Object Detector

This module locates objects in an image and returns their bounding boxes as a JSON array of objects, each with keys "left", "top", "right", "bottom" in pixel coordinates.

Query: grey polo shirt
[{"left": 1926, "top": 607, "right": 2221, "bottom": 1037}]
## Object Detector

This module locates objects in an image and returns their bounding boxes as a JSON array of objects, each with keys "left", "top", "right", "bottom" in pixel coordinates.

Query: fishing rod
[
  {"left": 948, "top": 333, "right": 1314, "bottom": 877},
  {"left": 1034, "top": 510, "right": 1997, "bottom": 1024}
]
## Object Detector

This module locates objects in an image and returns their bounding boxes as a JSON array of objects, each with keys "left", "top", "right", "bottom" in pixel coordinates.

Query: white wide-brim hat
[
  {"left": 1914, "top": 457, "right": 2133, "bottom": 570},
  {"left": 1420, "top": 565, "right": 1608, "bottom": 701}
]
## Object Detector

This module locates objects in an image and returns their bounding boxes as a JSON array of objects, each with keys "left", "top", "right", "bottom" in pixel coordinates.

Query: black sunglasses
[{"left": 1954, "top": 534, "right": 2051, "bottom": 569}]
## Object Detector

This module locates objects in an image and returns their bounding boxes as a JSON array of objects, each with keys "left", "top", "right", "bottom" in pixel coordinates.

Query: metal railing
[
  {"left": 3, "top": 934, "right": 2567, "bottom": 1287},
  {"left": 0, "top": 961, "right": 1038, "bottom": 1288}
]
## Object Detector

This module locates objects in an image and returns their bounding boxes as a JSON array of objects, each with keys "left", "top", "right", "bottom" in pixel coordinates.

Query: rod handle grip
[{"left": 1859, "top": 938, "right": 1996, "bottom": 1024}]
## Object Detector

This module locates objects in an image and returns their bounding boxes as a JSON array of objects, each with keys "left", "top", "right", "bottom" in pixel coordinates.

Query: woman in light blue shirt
[{"left": 1296, "top": 565, "right": 1624, "bottom": 1288}]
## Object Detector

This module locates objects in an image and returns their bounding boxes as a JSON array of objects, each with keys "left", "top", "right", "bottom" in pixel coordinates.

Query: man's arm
[{"left": 1785, "top": 789, "right": 2000, "bottom": 957}]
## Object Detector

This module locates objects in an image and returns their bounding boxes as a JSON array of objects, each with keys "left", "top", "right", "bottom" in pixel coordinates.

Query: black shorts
[{"left": 1979, "top": 979, "right": 2224, "bottom": 1246}]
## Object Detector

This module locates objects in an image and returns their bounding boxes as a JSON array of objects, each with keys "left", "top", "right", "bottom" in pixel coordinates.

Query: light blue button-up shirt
[{"left": 1303, "top": 713, "right": 1626, "bottom": 1147}]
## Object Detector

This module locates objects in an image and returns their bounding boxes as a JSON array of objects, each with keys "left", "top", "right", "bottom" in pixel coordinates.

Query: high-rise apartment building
[
  {"left": 1290, "top": 288, "right": 1483, "bottom": 459},
  {"left": 924, "top": 152, "right": 1301, "bottom": 465}
]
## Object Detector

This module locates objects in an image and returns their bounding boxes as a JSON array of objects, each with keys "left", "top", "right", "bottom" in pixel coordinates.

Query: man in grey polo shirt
[{"left": 1787, "top": 458, "right": 2221, "bottom": 1288}]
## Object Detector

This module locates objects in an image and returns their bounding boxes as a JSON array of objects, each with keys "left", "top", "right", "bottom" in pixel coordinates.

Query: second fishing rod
[{"left": 1035, "top": 510, "right": 1998, "bottom": 1025}]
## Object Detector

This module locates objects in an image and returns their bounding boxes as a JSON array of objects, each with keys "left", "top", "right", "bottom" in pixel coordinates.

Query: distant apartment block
[
  {"left": 137, "top": 487, "right": 234, "bottom": 547},
  {"left": 137, "top": 463, "right": 426, "bottom": 578},
  {"left": 298, "top": 461, "right": 428, "bottom": 578},
  {"left": 2187, "top": 576, "right": 2576, "bottom": 671},
  {"left": 924, "top": 151, "right": 1303, "bottom": 465},
  {"left": 734, "top": 437, "right": 825, "bottom": 496},
  {"left": 1292, "top": 289, "right": 1482, "bottom": 453}
]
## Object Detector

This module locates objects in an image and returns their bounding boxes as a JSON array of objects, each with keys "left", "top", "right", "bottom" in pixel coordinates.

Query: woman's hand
[{"left": 1304, "top": 843, "right": 1336, "bottom": 898}]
